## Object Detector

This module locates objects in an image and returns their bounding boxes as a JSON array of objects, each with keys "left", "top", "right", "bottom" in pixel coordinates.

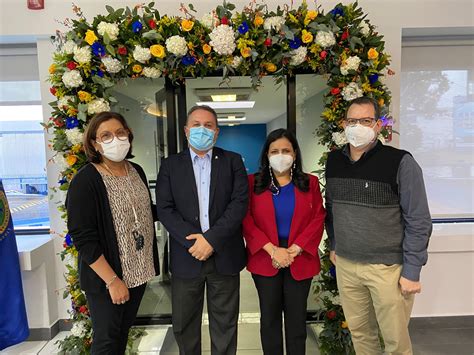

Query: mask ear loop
[{"left": 269, "top": 164, "right": 280, "bottom": 196}]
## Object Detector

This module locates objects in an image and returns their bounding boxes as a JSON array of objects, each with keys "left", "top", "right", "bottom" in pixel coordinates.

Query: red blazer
[{"left": 243, "top": 174, "right": 326, "bottom": 281}]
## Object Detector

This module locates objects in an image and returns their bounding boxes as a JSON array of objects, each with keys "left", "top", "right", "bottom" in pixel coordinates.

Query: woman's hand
[
  {"left": 108, "top": 278, "right": 130, "bottom": 305},
  {"left": 272, "top": 248, "right": 294, "bottom": 268}
]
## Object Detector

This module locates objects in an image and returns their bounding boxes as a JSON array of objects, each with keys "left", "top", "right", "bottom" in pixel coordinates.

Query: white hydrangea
[
  {"left": 209, "top": 25, "right": 236, "bottom": 56},
  {"left": 101, "top": 57, "right": 123, "bottom": 74},
  {"left": 165, "top": 35, "right": 188, "bottom": 56},
  {"left": 332, "top": 131, "right": 348, "bottom": 147},
  {"left": 62, "top": 40, "right": 76, "bottom": 54},
  {"left": 201, "top": 12, "right": 219, "bottom": 29},
  {"left": 315, "top": 31, "right": 336, "bottom": 48},
  {"left": 231, "top": 56, "right": 243, "bottom": 69},
  {"left": 87, "top": 98, "right": 110, "bottom": 115},
  {"left": 133, "top": 45, "right": 152, "bottom": 63},
  {"left": 359, "top": 21, "right": 370, "bottom": 37},
  {"left": 71, "top": 321, "right": 87, "bottom": 337},
  {"left": 142, "top": 67, "right": 162, "bottom": 78},
  {"left": 63, "top": 253, "right": 77, "bottom": 267},
  {"left": 264, "top": 16, "right": 285, "bottom": 32},
  {"left": 340, "top": 55, "right": 361, "bottom": 75},
  {"left": 53, "top": 154, "right": 68, "bottom": 171},
  {"left": 57, "top": 95, "right": 74, "bottom": 111},
  {"left": 97, "top": 21, "right": 120, "bottom": 41},
  {"left": 289, "top": 46, "right": 307, "bottom": 66},
  {"left": 62, "top": 70, "right": 83, "bottom": 88},
  {"left": 73, "top": 46, "right": 92, "bottom": 64},
  {"left": 342, "top": 82, "right": 364, "bottom": 101},
  {"left": 65, "top": 127, "right": 84, "bottom": 145}
]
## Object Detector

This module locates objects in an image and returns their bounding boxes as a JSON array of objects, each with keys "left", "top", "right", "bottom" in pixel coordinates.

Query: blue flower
[
  {"left": 66, "top": 117, "right": 79, "bottom": 129},
  {"left": 369, "top": 74, "right": 379, "bottom": 84},
  {"left": 289, "top": 37, "right": 302, "bottom": 49},
  {"left": 91, "top": 69, "right": 104, "bottom": 77},
  {"left": 91, "top": 41, "right": 106, "bottom": 57},
  {"left": 58, "top": 177, "right": 67, "bottom": 185},
  {"left": 330, "top": 6, "right": 344, "bottom": 18},
  {"left": 329, "top": 265, "right": 336, "bottom": 278},
  {"left": 181, "top": 55, "right": 196, "bottom": 66},
  {"left": 65, "top": 233, "right": 73, "bottom": 247},
  {"left": 132, "top": 21, "right": 143, "bottom": 33},
  {"left": 238, "top": 21, "right": 249, "bottom": 35}
]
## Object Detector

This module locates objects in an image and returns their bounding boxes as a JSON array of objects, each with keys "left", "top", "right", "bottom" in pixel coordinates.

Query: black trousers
[
  {"left": 86, "top": 283, "right": 146, "bottom": 355},
  {"left": 252, "top": 240, "right": 312, "bottom": 355},
  {"left": 171, "top": 256, "right": 240, "bottom": 355}
]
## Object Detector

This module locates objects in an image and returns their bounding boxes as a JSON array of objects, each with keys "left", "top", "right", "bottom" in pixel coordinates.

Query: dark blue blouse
[{"left": 272, "top": 182, "right": 295, "bottom": 239}]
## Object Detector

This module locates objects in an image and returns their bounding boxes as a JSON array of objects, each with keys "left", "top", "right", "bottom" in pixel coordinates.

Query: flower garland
[{"left": 47, "top": 1, "right": 393, "bottom": 353}]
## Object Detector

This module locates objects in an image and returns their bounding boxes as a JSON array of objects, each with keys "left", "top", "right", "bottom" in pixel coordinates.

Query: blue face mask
[{"left": 188, "top": 126, "right": 216, "bottom": 151}]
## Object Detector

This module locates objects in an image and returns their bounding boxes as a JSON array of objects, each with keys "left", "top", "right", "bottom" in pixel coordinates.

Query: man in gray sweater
[{"left": 325, "top": 97, "right": 432, "bottom": 355}]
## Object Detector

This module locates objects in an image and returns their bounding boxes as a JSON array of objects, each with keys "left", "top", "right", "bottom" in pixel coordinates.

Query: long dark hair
[{"left": 254, "top": 128, "right": 309, "bottom": 194}]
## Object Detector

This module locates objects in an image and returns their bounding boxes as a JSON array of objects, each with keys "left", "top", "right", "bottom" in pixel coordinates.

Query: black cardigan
[{"left": 66, "top": 162, "right": 160, "bottom": 292}]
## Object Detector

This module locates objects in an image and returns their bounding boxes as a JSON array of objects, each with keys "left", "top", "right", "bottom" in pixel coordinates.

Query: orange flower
[
  {"left": 203, "top": 44, "right": 212, "bottom": 55},
  {"left": 241, "top": 47, "right": 252, "bottom": 58},
  {"left": 368, "top": 48, "right": 379, "bottom": 60},
  {"left": 48, "top": 64, "right": 56, "bottom": 74},
  {"left": 181, "top": 19, "right": 194, "bottom": 32},
  {"left": 265, "top": 62, "right": 277, "bottom": 73},
  {"left": 132, "top": 64, "right": 142, "bottom": 73},
  {"left": 378, "top": 98, "right": 385, "bottom": 106},
  {"left": 66, "top": 155, "right": 77, "bottom": 166},
  {"left": 254, "top": 16, "right": 264, "bottom": 27},
  {"left": 341, "top": 321, "right": 348, "bottom": 329},
  {"left": 301, "top": 29, "right": 314, "bottom": 44}
]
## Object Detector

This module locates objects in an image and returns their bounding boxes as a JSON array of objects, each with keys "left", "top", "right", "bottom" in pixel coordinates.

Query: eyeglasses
[
  {"left": 345, "top": 117, "right": 376, "bottom": 127},
  {"left": 97, "top": 129, "right": 129, "bottom": 144}
]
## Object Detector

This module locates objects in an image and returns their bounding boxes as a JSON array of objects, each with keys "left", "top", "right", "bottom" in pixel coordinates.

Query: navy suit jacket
[{"left": 156, "top": 147, "right": 248, "bottom": 278}]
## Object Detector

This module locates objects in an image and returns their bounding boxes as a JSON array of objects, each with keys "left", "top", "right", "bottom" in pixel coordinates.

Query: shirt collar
[
  {"left": 190, "top": 148, "right": 213, "bottom": 162},
  {"left": 342, "top": 140, "right": 381, "bottom": 162}
]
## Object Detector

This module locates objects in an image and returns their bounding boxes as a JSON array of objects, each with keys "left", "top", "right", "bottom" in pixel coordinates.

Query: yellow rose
[
  {"left": 265, "top": 63, "right": 277, "bottom": 73},
  {"left": 77, "top": 90, "right": 92, "bottom": 102},
  {"left": 150, "top": 44, "right": 166, "bottom": 58},
  {"left": 203, "top": 44, "right": 212, "bottom": 55},
  {"left": 84, "top": 30, "right": 98, "bottom": 45},
  {"left": 48, "top": 64, "right": 56, "bottom": 74},
  {"left": 241, "top": 47, "right": 252, "bottom": 58},
  {"left": 254, "top": 16, "right": 264, "bottom": 27},
  {"left": 71, "top": 144, "right": 82, "bottom": 153},
  {"left": 304, "top": 10, "right": 318, "bottom": 26},
  {"left": 301, "top": 30, "right": 314, "bottom": 44},
  {"left": 368, "top": 48, "right": 379, "bottom": 60},
  {"left": 378, "top": 98, "right": 385, "bottom": 107},
  {"left": 132, "top": 64, "right": 142, "bottom": 73},
  {"left": 66, "top": 155, "right": 77, "bottom": 166},
  {"left": 181, "top": 19, "right": 194, "bottom": 32},
  {"left": 341, "top": 321, "right": 348, "bottom": 329},
  {"left": 187, "top": 42, "right": 194, "bottom": 50}
]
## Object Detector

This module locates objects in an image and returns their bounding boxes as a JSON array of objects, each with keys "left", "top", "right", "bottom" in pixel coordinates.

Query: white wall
[{"left": 1, "top": 0, "right": 472, "bottom": 324}]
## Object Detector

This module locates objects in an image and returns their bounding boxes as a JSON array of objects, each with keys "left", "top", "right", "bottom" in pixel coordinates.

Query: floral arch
[{"left": 47, "top": 1, "right": 392, "bottom": 353}]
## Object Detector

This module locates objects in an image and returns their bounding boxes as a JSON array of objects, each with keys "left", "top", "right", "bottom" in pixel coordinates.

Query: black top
[{"left": 66, "top": 162, "right": 159, "bottom": 292}]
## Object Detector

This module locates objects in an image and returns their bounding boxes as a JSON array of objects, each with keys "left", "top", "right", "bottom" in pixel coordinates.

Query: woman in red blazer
[{"left": 243, "top": 129, "right": 326, "bottom": 355}]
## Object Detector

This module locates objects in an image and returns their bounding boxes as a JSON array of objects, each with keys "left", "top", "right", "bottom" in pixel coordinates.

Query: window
[{"left": 400, "top": 40, "right": 474, "bottom": 219}]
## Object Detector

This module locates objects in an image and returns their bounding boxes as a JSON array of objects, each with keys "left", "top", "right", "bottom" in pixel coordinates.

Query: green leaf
[
  {"left": 149, "top": 2, "right": 155, "bottom": 7},
  {"left": 77, "top": 111, "right": 87, "bottom": 122},
  {"left": 105, "top": 5, "right": 114, "bottom": 14},
  {"left": 103, "top": 32, "right": 111, "bottom": 45},
  {"left": 106, "top": 44, "right": 116, "bottom": 56},
  {"left": 108, "top": 96, "right": 118, "bottom": 103},
  {"left": 188, "top": 3, "right": 196, "bottom": 12},
  {"left": 142, "top": 30, "right": 163, "bottom": 41},
  {"left": 114, "top": 9, "right": 124, "bottom": 18},
  {"left": 77, "top": 103, "right": 88, "bottom": 112}
]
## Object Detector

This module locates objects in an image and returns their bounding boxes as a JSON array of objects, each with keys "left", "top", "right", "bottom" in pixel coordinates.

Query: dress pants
[
  {"left": 86, "top": 283, "right": 146, "bottom": 355},
  {"left": 336, "top": 255, "right": 415, "bottom": 355},
  {"left": 171, "top": 256, "right": 240, "bottom": 355},
  {"left": 252, "top": 239, "right": 312, "bottom": 355}
]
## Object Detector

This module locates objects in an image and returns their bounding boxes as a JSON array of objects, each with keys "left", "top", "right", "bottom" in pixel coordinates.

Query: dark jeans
[
  {"left": 86, "top": 283, "right": 146, "bottom": 355},
  {"left": 171, "top": 256, "right": 240, "bottom": 355},
  {"left": 252, "top": 239, "right": 312, "bottom": 355}
]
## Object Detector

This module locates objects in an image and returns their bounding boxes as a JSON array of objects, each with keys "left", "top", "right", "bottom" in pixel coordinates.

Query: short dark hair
[
  {"left": 186, "top": 105, "right": 218, "bottom": 126},
  {"left": 345, "top": 96, "right": 380, "bottom": 120},
  {"left": 254, "top": 128, "right": 309, "bottom": 194},
  {"left": 83, "top": 111, "right": 134, "bottom": 163}
]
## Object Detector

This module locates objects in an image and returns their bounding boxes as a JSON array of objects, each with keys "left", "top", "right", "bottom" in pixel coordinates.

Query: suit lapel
[
  {"left": 260, "top": 190, "right": 279, "bottom": 244},
  {"left": 180, "top": 149, "right": 199, "bottom": 203},
  {"left": 209, "top": 148, "right": 220, "bottom": 205}
]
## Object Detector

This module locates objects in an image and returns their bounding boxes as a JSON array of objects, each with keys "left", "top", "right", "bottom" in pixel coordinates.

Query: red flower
[
  {"left": 63, "top": 242, "right": 68, "bottom": 248},
  {"left": 117, "top": 46, "right": 127, "bottom": 55},
  {"left": 53, "top": 118, "right": 64, "bottom": 127},
  {"left": 264, "top": 38, "right": 272, "bottom": 47},
  {"left": 66, "top": 61, "right": 77, "bottom": 70},
  {"left": 330, "top": 87, "right": 341, "bottom": 95},
  {"left": 341, "top": 30, "right": 349, "bottom": 41},
  {"left": 220, "top": 16, "right": 229, "bottom": 25},
  {"left": 50, "top": 87, "right": 57, "bottom": 96},
  {"left": 326, "top": 310, "right": 337, "bottom": 320},
  {"left": 319, "top": 50, "right": 327, "bottom": 59},
  {"left": 148, "top": 19, "right": 157, "bottom": 29},
  {"left": 79, "top": 305, "right": 88, "bottom": 314}
]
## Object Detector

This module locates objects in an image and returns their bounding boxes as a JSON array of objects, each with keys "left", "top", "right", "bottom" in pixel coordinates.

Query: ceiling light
[
  {"left": 196, "top": 101, "right": 255, "bottom": 109},
  {"left": 217, "top": 116, "right": 246, "bottom": 122},
  {"left": 211, "top": 94, "right": 237, "bottom": 102}
]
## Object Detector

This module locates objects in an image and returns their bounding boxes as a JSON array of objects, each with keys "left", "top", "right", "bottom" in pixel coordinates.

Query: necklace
[{"left": 101, "top": 161, "right": 127, "bottom": 176}]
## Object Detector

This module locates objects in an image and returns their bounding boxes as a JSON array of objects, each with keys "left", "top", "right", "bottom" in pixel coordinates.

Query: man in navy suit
[{"left": 156, "top": 105, "right": 248, "bottom": 355}]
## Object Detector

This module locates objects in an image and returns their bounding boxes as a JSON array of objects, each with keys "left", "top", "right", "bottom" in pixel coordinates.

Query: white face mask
[
  {"left": 98, "top": 137, "right": 130, "bottom": 162},
  {"left": 344, "top": 123, "right": 376, "bottom": 148},
  {"left": 269, "top": 154, "right": 294, "bottom": 173}
]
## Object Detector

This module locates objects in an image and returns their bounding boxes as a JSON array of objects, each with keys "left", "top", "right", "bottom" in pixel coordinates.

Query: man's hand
[
  {"left": 329, "top": 250, "right": 337, "bottom": 265},
  {"left": 399, "top": 276, "right": 421, "bottom": 296},
  {"left": 288, "top": 244, "right": 303, "bottom": 258},
  {"left": 186, "top": 234, "right": 214, "bottom": 261}
]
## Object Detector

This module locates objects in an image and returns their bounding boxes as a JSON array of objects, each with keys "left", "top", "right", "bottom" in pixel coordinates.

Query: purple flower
[
  {"left": 380, "top": 115, "right": 394, "bottom": 126},
  {"left": 238, "top": 21, "right": 249, "bottom": 35},
  {"left": 65, "top": 233, "right": 73, "bottom": 247},
  {"left": 132, "top": 21, "right": 143, "bottom": 33},
  {"left": 289, "top": 37, "right": 302, "bottom": 49},
  {"left": 330, "top": 6, "right": 344, "bottom": 18},
  {"left": 66, "top": 117, "right": 79, "bottom": 129},
  {"left": 91, "top": 69, "right": 104, "bottom": 77},
  {"left": 181, "top": 55, "right": 196, "bottom": 66},
  {"left": 369, "top": 74, "right": 379, "bottom": 84},
  {"left": 91, "top": 41, "right": 106, "bottom": 57},
  {"left": 329, "top": 265, "right": 336, "bottom": 278}
]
